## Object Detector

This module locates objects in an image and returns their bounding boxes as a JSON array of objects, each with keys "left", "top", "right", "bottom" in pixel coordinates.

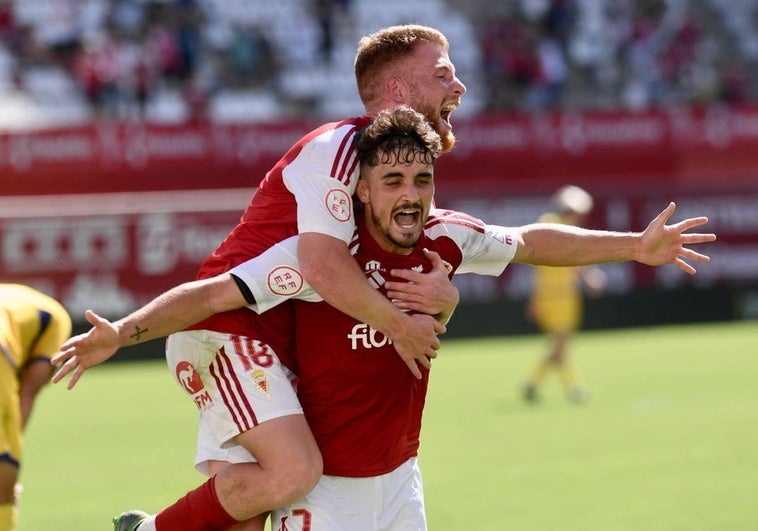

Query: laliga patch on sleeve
[
  {"left": 267, "top": 266, "right": 304, "bottom": 297},
  {"left": 325, "top": 188, "right": 352, "bottom": 222}
]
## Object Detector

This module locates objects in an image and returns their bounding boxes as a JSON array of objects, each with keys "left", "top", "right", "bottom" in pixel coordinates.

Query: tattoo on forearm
[{"left": 130, "top": 325, "right": 148, "bottom": 342}]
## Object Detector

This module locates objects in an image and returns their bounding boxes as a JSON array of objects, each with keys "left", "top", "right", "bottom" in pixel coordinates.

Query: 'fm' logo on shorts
[{"left": 175, "top": 361, "right": 213, "bottom": 410}]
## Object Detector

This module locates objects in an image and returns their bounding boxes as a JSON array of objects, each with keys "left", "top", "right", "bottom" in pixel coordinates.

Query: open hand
[
  {"left": 638, "top": 202, "right": 716, "bottom": 274},
  {"left": 51, "top": 310, "right": 120, "bottom": 390}
]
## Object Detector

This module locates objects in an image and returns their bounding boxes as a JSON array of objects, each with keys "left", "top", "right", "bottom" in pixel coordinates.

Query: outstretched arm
[
  {"left": 513, "top": 203, "right": 715, "bottom": 273},
  {"left": 51, "top": 274, "right": 245, "bottom": 389}
]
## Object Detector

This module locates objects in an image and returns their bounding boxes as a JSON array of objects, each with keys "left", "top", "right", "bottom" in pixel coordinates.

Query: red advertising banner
[
  {"left": 1, "top": 108, "right": 756, "bottom": 320},
  {"left": 3, "top": 106, "right": 758, "bottom": 197},
  {"left": 1, "top": 121, "right": 312, "bottom": 195},
  {"left": 0, "top": 190, "right": 247, "bottom": 318}
]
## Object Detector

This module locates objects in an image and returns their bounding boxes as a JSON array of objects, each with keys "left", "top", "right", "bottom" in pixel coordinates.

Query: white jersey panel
[
  {"left": 230, "top": 236, "right": 321, "bottom": 314},
  {"left": 426, "top": 209, "right": 518, "bottom": 276},
  {"left": 282, "top": 125, "right": 360, "bottom": 244}
]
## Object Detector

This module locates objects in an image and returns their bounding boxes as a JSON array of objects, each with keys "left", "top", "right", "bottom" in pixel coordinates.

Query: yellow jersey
[
  {"left": 530, "top": 213, "right": 583, "bottom": 333},
  {"left": 0, "top": 284, "right": 72, "bottom": 372}
]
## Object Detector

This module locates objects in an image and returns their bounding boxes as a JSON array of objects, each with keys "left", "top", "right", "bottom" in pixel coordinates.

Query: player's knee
[
  {"left": 0, "top": 485, "right": 14, "bottom": 505},
  {"left": 298, "top": 447, "right": 323, "bottom": 493},
  {"left": 273, "top": 447, "right": 322, "bottom": 503}
]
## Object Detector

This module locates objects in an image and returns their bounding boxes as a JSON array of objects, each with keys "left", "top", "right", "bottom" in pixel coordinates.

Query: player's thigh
[
  {"left": 234, "top": 414, "right": 321, "bottom": 471},
  {"left": 167, "top": 330, "right": 303, "bottom": 445},
  {"left": 193, "top": 413, "right": 322, "bottom": 484}
]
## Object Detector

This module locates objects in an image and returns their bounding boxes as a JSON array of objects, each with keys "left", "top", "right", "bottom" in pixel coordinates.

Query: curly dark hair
[{"left": 355, "top": 106, "right": 442, "bottom": 168}]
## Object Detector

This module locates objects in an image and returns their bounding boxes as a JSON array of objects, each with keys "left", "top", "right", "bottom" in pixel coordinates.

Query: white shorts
[
  {"left": 271, "top": 457, "right": 427, "bottom": 531},
  {"left": 165, "top": 330, "right": 303, "bottom": 475}
]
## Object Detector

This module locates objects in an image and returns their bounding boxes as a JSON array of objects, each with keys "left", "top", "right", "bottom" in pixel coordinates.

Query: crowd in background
[
  {"left": 475, "top": 0, "right": 755, "bottom": 111},
  {"left": 0, "top": 0, "right": 755, "bottom": 127}
]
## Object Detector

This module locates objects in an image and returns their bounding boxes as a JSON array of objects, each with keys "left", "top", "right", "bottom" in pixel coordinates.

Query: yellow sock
[
  {"left": 559, "top": 357, "right": 583, "bottom": 392},
  {"left": 528, "top": 359, "right": 552, "bottom": 387},
  {"left": 0, "top": 502, "right": 17, "bottom": 531}
]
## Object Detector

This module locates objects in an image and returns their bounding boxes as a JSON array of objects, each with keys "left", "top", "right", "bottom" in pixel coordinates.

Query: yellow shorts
[{"left": 532, "top": 296, "right": 582, "bottom": 334}]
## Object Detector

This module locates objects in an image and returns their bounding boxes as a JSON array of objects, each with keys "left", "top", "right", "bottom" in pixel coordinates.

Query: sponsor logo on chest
[{"left": 346, "top": 323, "right": 391, "bottom": 350}]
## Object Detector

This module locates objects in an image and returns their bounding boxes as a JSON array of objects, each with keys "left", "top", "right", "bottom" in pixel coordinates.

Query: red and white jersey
[
  {"left": 188, "top": 116, "right": 370, "bottom": 355},
  {"left": 287, "top": 208, "right": 518, "bottom": 476}
]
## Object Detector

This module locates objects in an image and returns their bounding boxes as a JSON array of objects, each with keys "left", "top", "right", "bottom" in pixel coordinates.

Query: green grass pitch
[{"left": 18, "top": 321, "right": 758, "bottom": 530}]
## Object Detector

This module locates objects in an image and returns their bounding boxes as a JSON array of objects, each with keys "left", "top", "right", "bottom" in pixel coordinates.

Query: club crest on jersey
[
  {"left": 251, "top": 367, "right": 271, "bottom": 399},
  {"left": 175, "top": 361, "right": 213, "bottom": 411},
  {"left": 325, "top": 188, "right": 352, "bottom": 222},
  {"left": 364, "top": 260, "right": 385, "bottom": 289},
  {"left": 267, "top": 266, "right": 304, "bottom": 296}
]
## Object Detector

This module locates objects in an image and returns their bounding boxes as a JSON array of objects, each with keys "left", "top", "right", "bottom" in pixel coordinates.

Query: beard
[
  {"left": 405, "top": 92, "right": 458, "bottom": 153},
  {"left": 370, "top": 209, "right": 421, "bottom": 251},
  {"left": 440, "top": 129, "right": 456, "bottom": 153},
  {"left": 415, "top": 102, "right": 456, "bottom": 153}
]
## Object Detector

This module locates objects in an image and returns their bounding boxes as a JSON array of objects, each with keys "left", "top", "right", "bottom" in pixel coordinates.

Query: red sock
[{"left": 155, "top": 476, "right": 238, "bottom": 531}]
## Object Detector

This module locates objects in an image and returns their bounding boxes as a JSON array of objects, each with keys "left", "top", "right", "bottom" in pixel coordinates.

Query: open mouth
[
  {"left": 440, "top": 103, "right": 457, "bottom": 125},
  {"left": 394, "top": 207, "right": 421, "bottom": 229}
]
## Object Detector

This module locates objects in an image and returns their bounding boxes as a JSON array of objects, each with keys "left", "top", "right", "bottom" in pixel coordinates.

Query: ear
[
  {"left": 356, "top": 178, "right": 370, "bottom": 204},
  {"left": 386, "top": 77, "right": 406, "bottom": 103}
]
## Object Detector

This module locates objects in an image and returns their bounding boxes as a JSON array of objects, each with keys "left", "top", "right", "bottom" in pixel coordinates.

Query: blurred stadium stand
[
  {"left": 2, "top": 0, "right": 757, "bottom": 126},
  {"left": 1, "top": 0, "right": 756, "bottom": 352}
]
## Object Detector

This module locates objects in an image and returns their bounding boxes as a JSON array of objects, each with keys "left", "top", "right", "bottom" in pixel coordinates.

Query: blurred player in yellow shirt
[
  {"left": 0, "top": 284, "right": 72, "bottom": 531},
  {"left": 523, "top": 186, "right": 607, "bottom": 404}
]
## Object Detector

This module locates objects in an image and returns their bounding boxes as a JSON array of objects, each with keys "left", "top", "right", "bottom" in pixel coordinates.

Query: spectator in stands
[
  {"left": 73, "top": 33, "right": 121, "bottom": 117},
  {"left": 529, "top": 22, "right": 569, "bottom": 109},
  {"left": 228, "top": 23, "right": 279, "bottom": 89},
  {"left": 0, "top": 0, "right": 16, "bottom": 49},
  {"left": 148, "top": 21, "right": 183, "bottom": 81},
  {"left": 2, "top": 0, "right": 758, "bottom": 121},
  {"left": 130, "top": 42, "right": 156, "bottom": 118},
  {"left": 175, "top": 0, "right": 204, "bottom": 81},
  {"left": 309, "top": 0, "right": 354, "bottom": 64},
  {"left": 719, "top": 60, "right": 751, "bottom": 105},
  {"left": 480, "top": 15, "right": 542, "bottom": 111}
]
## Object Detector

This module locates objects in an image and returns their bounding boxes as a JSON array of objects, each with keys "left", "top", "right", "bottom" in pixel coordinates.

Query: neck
[{"left": 365, "top": 100, "right": 401, "bottom": 118}]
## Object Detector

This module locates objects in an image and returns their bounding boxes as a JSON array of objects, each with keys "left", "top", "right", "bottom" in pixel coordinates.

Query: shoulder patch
[
  {"left": 267, "top": 266, "right": 304, "bottom": 296},
  {"left": 325, "top": 188, "right": 352, "bottom": 222}
]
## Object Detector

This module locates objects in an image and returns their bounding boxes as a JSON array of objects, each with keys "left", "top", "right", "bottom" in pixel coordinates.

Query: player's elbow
[
  {"left": 277, "top": 451, "right": 323, "bottom": 503},
  {"left": 299, "top": 258, "right": 334, "bottom": 293},
  {"left": 201, "top": 275, "right": 244, "bottom": 315}
]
